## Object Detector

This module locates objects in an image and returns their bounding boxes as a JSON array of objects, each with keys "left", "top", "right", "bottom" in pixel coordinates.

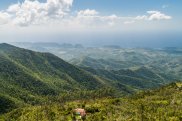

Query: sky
[{"left": 0, "top": 0, "right": 182, "bottom": 47}]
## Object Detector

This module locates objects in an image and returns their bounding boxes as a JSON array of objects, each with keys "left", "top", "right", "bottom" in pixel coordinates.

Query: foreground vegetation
[{"left": 1, "top": 82, "right": 181, "bottom": 121}]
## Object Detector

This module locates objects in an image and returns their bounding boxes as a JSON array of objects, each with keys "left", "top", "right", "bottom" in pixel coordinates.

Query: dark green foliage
[
  {"left": 0, "top": 95, "right": 16, "bottom": 114},
  {"left": 82, "top": 66, "right": 164, "bottom": 90},
  {"left": 57, "top": 87, "right": 121, "bottom": 103}
]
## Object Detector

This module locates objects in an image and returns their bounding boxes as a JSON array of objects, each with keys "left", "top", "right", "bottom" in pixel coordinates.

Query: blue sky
[{"left": 0, "top": 0, "right": 181, "bottom": 47}]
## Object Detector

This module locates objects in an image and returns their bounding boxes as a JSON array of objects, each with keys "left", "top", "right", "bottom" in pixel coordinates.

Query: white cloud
[
  {"left": 1, "top": 0, "right": 73, "bottom": 26},
  {"left": 7, "top": 3, "right": 21, "bottom": 13},
  {"left": 77, "top": 9, "right": 98, "bottom": 16},
  {"left": 135, "top": 15, "right": 148, "bottom": 20},
  {"left": 147, "top": 11, "right": 172, "bottom": 20},
  {"left": 134, "top": 11, "right": 172, "bottom": 21},
  {"left": 0, "top": 12, "right": 10, "bottom": 25},
  {"left": 124, "top": 20, "right": 135, "bottom": 25},
  {"left": 74, "top": 10, "right": 123, "bottom": 27}
]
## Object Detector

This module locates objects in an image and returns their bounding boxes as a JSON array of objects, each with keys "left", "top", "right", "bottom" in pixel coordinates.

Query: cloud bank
[{"left": 0, "top": 0, "right": 172, "bottom": 28}]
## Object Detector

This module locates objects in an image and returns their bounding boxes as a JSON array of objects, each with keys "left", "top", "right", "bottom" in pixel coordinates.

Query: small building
[{"left": 73, "top": 108, "right": 86, "bottom": 121}]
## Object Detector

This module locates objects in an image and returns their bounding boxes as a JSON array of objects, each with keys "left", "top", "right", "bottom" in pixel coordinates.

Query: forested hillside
[
  {"left": 0, "top": 43, "right": 120, "bottom": 114},
  {"left": 1, "top": 82, "right": 181, "bottom": 121}
]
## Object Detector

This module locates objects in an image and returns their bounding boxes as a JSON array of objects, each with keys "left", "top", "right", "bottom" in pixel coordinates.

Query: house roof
[{"left": 74, "top": 108, "right": 86, "bottom": 117}]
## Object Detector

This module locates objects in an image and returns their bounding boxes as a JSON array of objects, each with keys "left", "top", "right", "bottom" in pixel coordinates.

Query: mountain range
[{"left": 0, "top": 43, "right": 181, "bottom": 119}]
